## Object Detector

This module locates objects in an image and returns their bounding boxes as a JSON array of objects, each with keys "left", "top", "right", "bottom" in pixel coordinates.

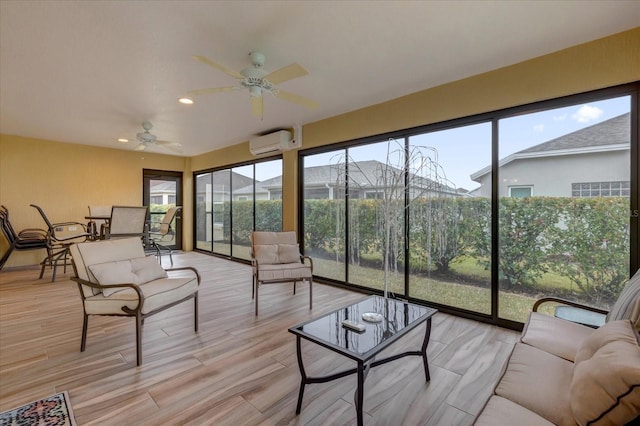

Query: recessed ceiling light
[
  {"left": 118, "top": 138, "right": 128, "bottom": 143},
  {"left": 179, "top": 97, "right": 194, "bottom": 105}
]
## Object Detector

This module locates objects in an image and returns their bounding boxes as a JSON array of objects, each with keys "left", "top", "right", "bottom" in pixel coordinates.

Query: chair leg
[
  {"left": 194, "top": 294, "right": 199, "bottom": 332},
  {"left": 255, "top": 282, "right": 259, "bottom": 316},
  {"left": 252, "top": 274, "right": 255, "bottom": 299},
  {"left": 136, "top": 313, "right": 143, "bottom": 366},
  {"left": 80, "top": 313, "right": 88, "bottom": 352},
  {"left": 293, "top": 281, "right": 297, "bottom": 295},
  {"left": 309, "top": 279, "right": 313, "bottom": 310},
  {"left": 0, "top": 244, "right": 15, "bottom": 270}
]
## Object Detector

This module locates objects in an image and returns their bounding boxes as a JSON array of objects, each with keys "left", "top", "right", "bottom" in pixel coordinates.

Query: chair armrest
[
  {"left": 71, "top": 276, "right": 144, "bottom": 302},
  {"left": 164, "top": 266, "right": 201, "bottom": 285},
  {"left": 532, "top": 297, "right": 609, "bottom": 315},
  {"left": 301, "top": 256, "right": 313, "bottom": 273},
  {"left": 50, "top": 221, "right": 90, "bottom": 242}
]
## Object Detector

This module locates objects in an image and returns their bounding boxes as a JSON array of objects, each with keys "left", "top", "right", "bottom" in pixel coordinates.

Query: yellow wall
[
  {"left": 2, "top": 28, "right": 639, "bottom": 268},
  {"left": 0, "top": 135, "right": 189, "bottom": 267}
]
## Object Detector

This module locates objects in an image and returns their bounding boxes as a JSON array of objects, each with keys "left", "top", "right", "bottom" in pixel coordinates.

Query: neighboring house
[
  {"left": 233, "top": 175, "right": 283, "bottom": 201},
  {"left": 149, "top": 181, "right": 177, "bottom": 205},
  {"left": 469, "top": 113, "right": 630, "bottom": 198},
  {"left": 302, "top": 160, "right": 463, "bottom": 200},
  {"left": 232, "top": 160, "right": 463, "bottom": 202},
  {"left": 195, "top": 171, "right": 255, "bottom": 206}
]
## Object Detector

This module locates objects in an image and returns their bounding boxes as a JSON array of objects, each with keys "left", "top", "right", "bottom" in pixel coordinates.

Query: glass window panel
[
  {"left": 255, "top": 159, "right": 283, "bottom": 232},
  {"left": 409, "top": 122, "right": 492, "bottom": 314},
  {"left": 195, "top": 172, "right": 212, "bottom": 251},
  {"left": 303, "top": 151, "right": 346, "bottom": 282},
  {"left": 498, "top": 96, "right": 631, "bottom": 322},
  {"left": 212, "top": 169, "right": 231, "bottom": 256},
  {"left": 347, "top": 140, "right": 405, "bottom": 295},
  {"left": 231, "top": 165, "right": 254, "bottom": 260}
]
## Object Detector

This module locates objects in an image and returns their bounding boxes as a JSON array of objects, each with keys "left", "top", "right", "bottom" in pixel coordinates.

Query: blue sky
[{"left": 256, "top": 95, "right": 631, "bottom": 188}]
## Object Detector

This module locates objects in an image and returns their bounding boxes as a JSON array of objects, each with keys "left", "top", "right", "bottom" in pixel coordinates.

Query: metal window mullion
[{"left": 491, "top": 119, "right": 500, "bottom": 321}]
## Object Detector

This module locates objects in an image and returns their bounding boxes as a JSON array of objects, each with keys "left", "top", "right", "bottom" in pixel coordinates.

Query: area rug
[{"left": 0, "top": 391, "right": 76, "bottom": 426}]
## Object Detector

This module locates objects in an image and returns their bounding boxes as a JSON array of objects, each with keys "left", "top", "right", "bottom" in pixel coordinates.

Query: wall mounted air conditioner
[{"left": 249, "top": 130, "right": 297, "bottom": 156}]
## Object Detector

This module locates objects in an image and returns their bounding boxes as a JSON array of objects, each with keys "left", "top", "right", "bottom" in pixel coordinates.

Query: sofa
[{"left": 475, "top": 275, "right": 640, "bottom": 426}]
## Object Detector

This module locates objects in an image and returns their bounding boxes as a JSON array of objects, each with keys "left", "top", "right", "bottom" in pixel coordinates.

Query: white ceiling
[{"left": 1, "top": 1, "right": 638, "bottom": 157}]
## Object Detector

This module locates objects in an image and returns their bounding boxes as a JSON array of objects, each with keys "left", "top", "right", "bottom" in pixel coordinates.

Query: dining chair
[
  {"left": 30, "top": 204, "right": 90, "bottom": 281},
  {"left": 0, "top": 205, "right": 49, "bottom": 274},
  {"left": 87, "top": 205, "right": 112, "bottom": 240},
  {"left": 104, "top": 206, "right": 149, "bottom": 240},
  {"left": 147, "top": 206, "right": 181, "bottom": 265}
]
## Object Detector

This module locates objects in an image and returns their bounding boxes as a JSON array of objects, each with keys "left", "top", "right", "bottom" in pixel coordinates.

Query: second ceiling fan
[{"left": 185, "top": 51, "right": 319, "bottom": 118}]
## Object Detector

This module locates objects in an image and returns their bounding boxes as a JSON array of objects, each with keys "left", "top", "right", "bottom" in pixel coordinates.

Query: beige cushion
[
  {"left": 257, "top": 262, "right": 312, "bottom": 282},
  {"left": 474, "top": 396, "right": 555, "bottom": 426},
  {"left": 252, "top": 231, "right": 296, "bottom": 245},
  {"left": 278, "top": 244, "right": 301, "bottom": 263},
  {"left": 570, "top": 320, "right": 640, "bottom": 426},
  {"left": 89, "top": 256, "right": 168, "bottom": 297},
  {"left": 84, "top": 277, "right": 198, "bottom": 315},
  {"left": 607, "top": 269, "right": 640, "bottom": 331},
  {"left": 495, "top": 343, "right": 574, "bottom": 426},
  {"left": 254, "top": 244, "right": 278, "bottom": 264},
  {"left": 130, "top": 256, "right": 168, "bottom": 283},
  {"left": 521, "top": 311, "right": 594, "bottom": 362},
  {"left": 70, "top": 237, "right": 146, "bottom": 296}
]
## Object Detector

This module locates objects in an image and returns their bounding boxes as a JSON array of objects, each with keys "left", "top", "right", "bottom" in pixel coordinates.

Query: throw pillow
[
  {"left": 89, "top": 260, "right": 136, "bottom": 297},
  {"left": 131, "top": 256, "right": 168, "bottom": 284},
  {"left": 607, "top": 269, "right": 640, "bottom": 330},
  {"left": 278, "top": 244, "right": 301, "bottom": 264},
  {"left": 570, "top": 320, "right": 640, "bottom": 426},
  {"left": 254, "top": 244, "right": 278, "bottom": 264}
]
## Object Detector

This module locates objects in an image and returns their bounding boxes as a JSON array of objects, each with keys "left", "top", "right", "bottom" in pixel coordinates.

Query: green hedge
[{"left": 303, "top": 196, "right": 630, "bottom": 305}]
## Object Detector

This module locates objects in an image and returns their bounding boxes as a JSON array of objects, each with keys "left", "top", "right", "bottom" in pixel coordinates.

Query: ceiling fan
[
  {"left": 133, "top": 121, "right": 182, "bottom": 153},
  {"left": 185, "top": 51, "right": 319, "bottom": 118}
]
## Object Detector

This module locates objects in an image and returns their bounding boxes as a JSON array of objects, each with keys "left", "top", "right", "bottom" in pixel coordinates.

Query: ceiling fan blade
[
  {"left": 264, "top": 63, "right": 308, "bottom": 85},
  {"left": 134, "top": 143, "right": 146, "bottom": 151},
  {"left": 187, "top": 86, "right": 239, "bottom": 97},
  {"left": 251, "top": 96, "right": 263, "bottom": 118},
  {"left": 193, "top": 55, "right": 244, "bottom": 79},
  {"left": 275, "top": 89, "right": 319, "bottom": 110}
]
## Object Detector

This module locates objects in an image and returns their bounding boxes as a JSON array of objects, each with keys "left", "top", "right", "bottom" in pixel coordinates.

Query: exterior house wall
[{"left": 473, "top": 150, "right": 630, "bottom": 197}]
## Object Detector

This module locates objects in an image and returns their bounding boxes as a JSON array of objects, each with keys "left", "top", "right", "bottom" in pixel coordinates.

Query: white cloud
[
  {"left": 553, "top": 114, "right": 567, "bottom": 122},
  {"left": 572, "top": 105, "right": 603, "bottom": 123},
  {"left": 533, "top": 124, "right": 544, "bottom": 133}
]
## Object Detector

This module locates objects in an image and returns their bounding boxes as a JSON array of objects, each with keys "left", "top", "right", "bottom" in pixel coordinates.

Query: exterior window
[
  {"left": 572, "top": 181, "right": 630, "bottom": 197},
  {"left": 300, "top": 86, "right": 636, "bottom": 328},
  {"left": 168, "top": 195, "right": 176, "bottom": 204},
  {"left": 509, "top": 186, "right": 533, "bottom": 198},
  {"left": 150, "top": 195, "right": 162, "bottom": 204},
  {"left": 195, "top": 158, "right": 282, "bottom": 258}
]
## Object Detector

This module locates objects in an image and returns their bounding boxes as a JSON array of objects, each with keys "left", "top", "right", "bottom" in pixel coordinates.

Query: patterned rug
[{"left": 0, "top": 391, "right": 76, "bottom": 426}]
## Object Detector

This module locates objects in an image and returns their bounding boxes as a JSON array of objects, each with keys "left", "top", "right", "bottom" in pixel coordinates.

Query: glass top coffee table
[{"left": 288, "top": 295, "right": 438, "bottom": 425}]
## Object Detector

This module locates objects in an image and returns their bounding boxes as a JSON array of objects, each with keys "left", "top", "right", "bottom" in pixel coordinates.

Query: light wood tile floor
[{"left": 0, "top": 251, "right": 519, "bottom": 425}]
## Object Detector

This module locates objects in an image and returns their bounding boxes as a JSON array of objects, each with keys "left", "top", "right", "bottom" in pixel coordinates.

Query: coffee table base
[{"left": 294, "top": 317, "right": 432, "bottom": 425}]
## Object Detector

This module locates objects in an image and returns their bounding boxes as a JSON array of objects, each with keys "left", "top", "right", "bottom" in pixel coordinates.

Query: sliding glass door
[{"left": 194, "top": 158, "right": 283, "bottom": 260}]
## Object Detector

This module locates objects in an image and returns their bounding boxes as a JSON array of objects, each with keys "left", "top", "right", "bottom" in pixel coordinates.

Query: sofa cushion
[
  {"left": 520, "top": 311, "right": 594, "bottom": 362},
  {"left": 474, "top": 395, "right": 555, "bottom": 426},
  {"left": 570, "top": 320, "right": 640, "bottom": 426},
  {"left": 495, "top": 343, "right": 574, "bottom": 426},
  {"left": 607, "top": 269, "right": 640, "bottom": 331},
  {"left": 278, "top": 244, "right": 301, "bottom": 264}
]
